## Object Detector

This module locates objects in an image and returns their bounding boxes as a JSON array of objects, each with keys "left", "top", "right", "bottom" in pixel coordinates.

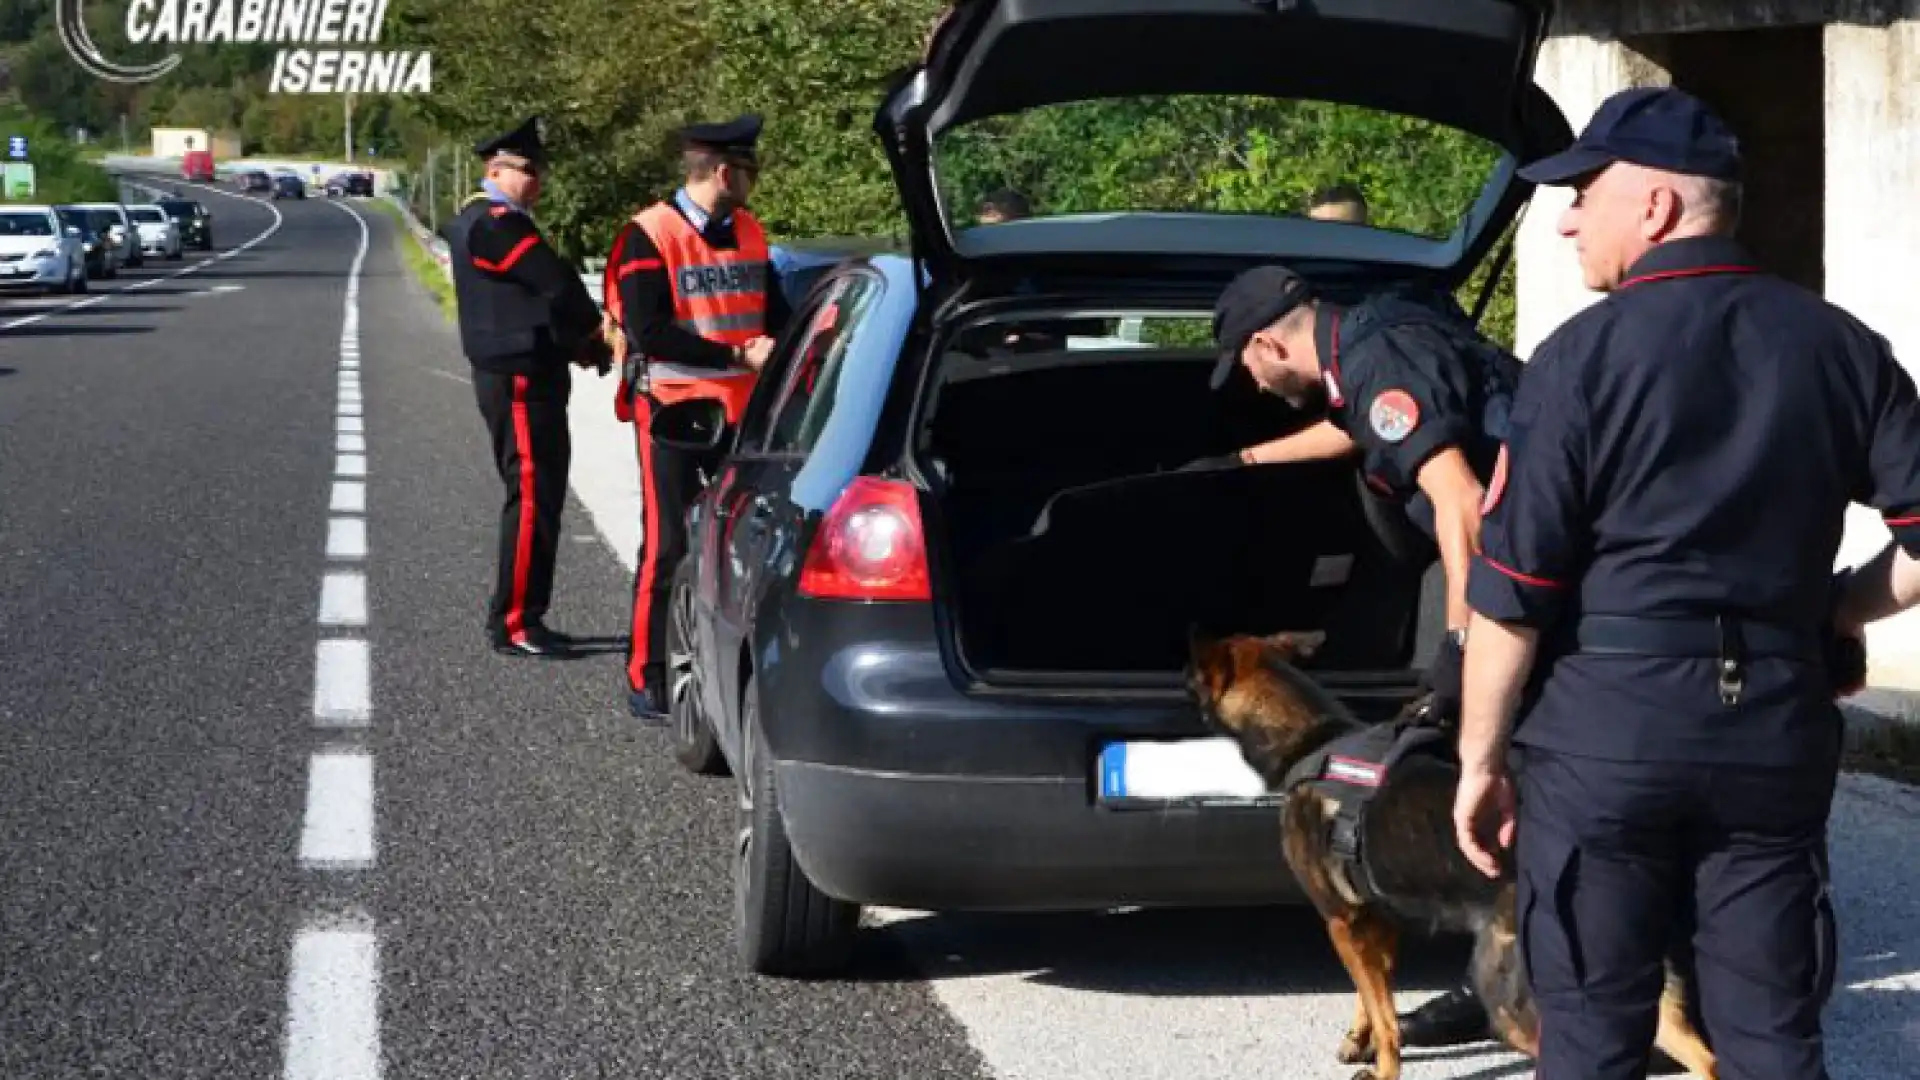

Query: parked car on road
[
  {"left": 651, "top": 0, "right": 1574, "bottom": 977},
  {"left": 54, "top": 204, "right": 119, "bottom": 279},
  {"left": 128, "top": 204, "right": 184, "bottom": 260},
  {"left": 0, "top": 203, "right": 87, "bottom": 294},
  {"left": 66, "top": 201, "right": 142, "bottom": 269},
  {"left": 157, "top": 197, "right": 214, "bottom": 251}
]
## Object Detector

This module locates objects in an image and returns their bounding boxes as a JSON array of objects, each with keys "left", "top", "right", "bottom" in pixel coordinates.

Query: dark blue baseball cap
[{"left": 1518, "top": 86, "right": 1741, "bottom": 186}]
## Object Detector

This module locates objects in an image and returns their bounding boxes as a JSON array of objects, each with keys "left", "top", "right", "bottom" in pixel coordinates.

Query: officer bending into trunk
[
  {"left": 1207, "top": 264, "right": 1520, "bottom": 1048},
  {"left": 1453, "top": 87, "right": 1915, "bottom": 1080}
]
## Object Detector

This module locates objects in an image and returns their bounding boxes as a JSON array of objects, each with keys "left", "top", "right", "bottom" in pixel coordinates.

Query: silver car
[
  {"left": 68, "top": 201, "right": 144, "bottom": 268},
  {"left": 0, "top": 204, "right": 88, "bottom": 294},
  {"left": 128, "top": 204, "right": 184, "bottom": 260}
]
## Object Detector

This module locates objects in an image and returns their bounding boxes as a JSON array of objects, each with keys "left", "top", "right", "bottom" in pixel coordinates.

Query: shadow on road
[{"left": 0, "top": 324, "right": 152, "bottom": 337}]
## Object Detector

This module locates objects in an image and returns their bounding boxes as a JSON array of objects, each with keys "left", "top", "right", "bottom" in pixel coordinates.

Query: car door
[{"left": 700, "top": 275, "right": 866, "bottom": 743}]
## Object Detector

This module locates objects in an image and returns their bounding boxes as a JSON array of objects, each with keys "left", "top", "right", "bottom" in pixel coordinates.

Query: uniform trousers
[
  {"left": 473, "top": 367, "right": 571, "bottom": 642},
  {"left": 626, "top": 392, "right": 721, "bottom": 694},
  {"left": 1516, "top": 743, "right": 1839, "bottom": 1080}
]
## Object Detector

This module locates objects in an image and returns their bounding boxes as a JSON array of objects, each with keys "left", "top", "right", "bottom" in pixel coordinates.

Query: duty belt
[{"left": 1571, "top": 614, "right": 1821, "bottom": 706}]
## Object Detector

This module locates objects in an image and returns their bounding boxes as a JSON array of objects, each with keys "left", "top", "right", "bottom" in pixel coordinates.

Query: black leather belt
[{"left": 1571, "top": 615, "right": 1820, "bottom": 706}]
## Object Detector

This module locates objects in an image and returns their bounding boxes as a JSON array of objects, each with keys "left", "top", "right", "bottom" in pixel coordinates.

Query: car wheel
[
  {"left": 667, "top": 563, "right": 726, "bottom": 777},
  {"left": 735, "top": 673, "right": 859, "bottom": 977}
]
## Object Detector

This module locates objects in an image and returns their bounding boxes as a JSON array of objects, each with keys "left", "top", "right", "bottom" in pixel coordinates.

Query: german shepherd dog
[{"left": 1184, "top": 630, "right": 1718, "bottom": 1080}]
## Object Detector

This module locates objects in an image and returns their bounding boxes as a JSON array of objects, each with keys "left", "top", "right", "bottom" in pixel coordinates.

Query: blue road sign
[{"left": 6, "top": 136, "right": 27, "bottom": 160}]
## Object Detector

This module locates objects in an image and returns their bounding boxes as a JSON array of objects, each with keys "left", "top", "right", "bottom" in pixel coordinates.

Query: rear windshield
[
  {"left": 130, "top": 207, "right": 167, "bottom": 223},
  {"left": 0, "top": 212, "right": 55, "bottom": 237},
  {"left": 934, "top": 93, "right": 1504, "bottom": 243},
  {"left": 158, "top": 200, "right": 199, "bottom": 217}
]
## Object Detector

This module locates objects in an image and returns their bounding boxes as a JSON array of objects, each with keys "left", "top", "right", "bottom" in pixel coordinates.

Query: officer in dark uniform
[
  {"left": 1453, "top": 86, "right": 1918, "bottom": 1080},
  {"left": 445, "top": 115, "right": 612, "bottom": 658},
  {"left": 1207, "top": 264, "right": 1523, "bottom": 1046}
]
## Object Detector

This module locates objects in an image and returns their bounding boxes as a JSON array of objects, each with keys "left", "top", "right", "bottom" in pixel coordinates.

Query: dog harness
[{"left": 1280, "top": 710, "right": 1455, "bottom": 904}]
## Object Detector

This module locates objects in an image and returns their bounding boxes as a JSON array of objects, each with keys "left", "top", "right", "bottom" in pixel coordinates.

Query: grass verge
[{"left": 369, "top": 198, "right": 456, "bottom": 323}]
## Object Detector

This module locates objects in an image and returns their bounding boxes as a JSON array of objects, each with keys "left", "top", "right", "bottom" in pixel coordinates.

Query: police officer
[
  {"left": 601, "top": 114, "right": 791, "bottom": 721},
  {"left": 445, "top": 115, "right": 611, "bottom": 658},
  {"left": 1207, "top": 264, "right": 1522, "bottom": 1047},
  {"left": 1453, "top": 86, "right": 1920, "bottom": 1080}
]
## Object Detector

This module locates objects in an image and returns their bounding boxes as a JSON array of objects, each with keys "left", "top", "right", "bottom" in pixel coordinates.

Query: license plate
[{"left": 1096, "top": 738, "right": 1276, "bottom": 807}]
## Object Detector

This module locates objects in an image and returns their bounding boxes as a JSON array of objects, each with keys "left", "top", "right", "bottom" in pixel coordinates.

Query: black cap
[
  {"left": 1209, "top": 265, "right": 1314, "bottom": 390},
  {"left": 1518, "top": 86, "right": 1740, "bottom": 186},
  {"left": 678, "top": 114, "right": 764, "bottom": 165},
  {"left": 474, "top": 115, "right": 546, "bottom": 167}
]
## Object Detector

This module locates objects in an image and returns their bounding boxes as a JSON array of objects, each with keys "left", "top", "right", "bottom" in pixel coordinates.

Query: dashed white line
[
  {"left": 338, "top": 433, "right": 367, "bottom": 454},
  {"left": 330, "top": 481, "right": 366, "bottom": 514},
  {"left": 312, "top": 639, "right": 372, "bottom": 726},
  {"left": 338, "top": 416, "right": 364, "bottom": 434},
  {"left": 298, "top": 752, "right": 376, "bottom": 868},
  {"left": 283, "top": 921, "right": 381, "bottom": 1080},
  {"left": 335, "top": 454, "right": 367, "bottom": 479},
  {"left": 318, "top": 571, "right": 368, "bottom": 627},
  {"left": 328, "top": 517, "right": 368, "bottom": 559}
]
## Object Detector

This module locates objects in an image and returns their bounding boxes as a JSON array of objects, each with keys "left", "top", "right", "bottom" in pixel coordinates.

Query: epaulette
[{"left": 458, "top": 191, "right": 491, "bottom": 212}]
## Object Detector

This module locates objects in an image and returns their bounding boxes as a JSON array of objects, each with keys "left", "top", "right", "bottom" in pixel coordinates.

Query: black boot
[{"left": 1397, "top": 983, "right": 1493, "bottom": 1047}]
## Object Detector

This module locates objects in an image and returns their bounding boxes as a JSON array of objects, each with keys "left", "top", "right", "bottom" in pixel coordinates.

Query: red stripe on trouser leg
[
  {"left": 506, "top": 375, "right": 538, "bottom": 644},
  {"left": 627, "top": 394, "right": 660, "bottom": 691}
]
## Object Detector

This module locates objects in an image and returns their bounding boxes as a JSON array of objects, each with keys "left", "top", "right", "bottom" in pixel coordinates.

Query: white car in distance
[
  {"left": 0, "top": 204, "right": 87, "bottom": 295},
  {"left": 128, "top": 204, "right": 184, "bottom": 260}
]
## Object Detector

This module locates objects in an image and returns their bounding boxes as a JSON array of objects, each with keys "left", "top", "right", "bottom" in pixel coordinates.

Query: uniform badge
[
  {"left": 1481, "top": 444, "right": 1509, "bottom": 516},
  {"left": 1367, "top": 389, "right": 1420, "bottom": 443},
  {"left": 1323, "top": 370, "right": 1344, "bottom": 408}
]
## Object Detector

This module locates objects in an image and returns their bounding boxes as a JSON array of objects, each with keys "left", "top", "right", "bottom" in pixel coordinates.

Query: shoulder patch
[
  {"left": 1481, "top": 443, "right": 1510, "bottom": 516},
  {"left": 1367, "top": 388, "right": 1420, "bottom": 443}
]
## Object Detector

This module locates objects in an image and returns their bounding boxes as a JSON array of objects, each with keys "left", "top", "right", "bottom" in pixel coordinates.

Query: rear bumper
[
  {"left": 776, "top": 758, "right": 1303, "bottom": 911},
  {"left": 757, "top": 602, "right": 1327, "bottom": 911}
]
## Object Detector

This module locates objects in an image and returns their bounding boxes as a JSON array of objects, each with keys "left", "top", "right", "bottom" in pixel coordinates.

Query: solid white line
[
  {"left": 1, "top": 178, "right": 286, "bottom": 332},
  {"left": 330, "top": 481, "right": 366, "bottom": 513},
  {"left": 328, "top": 518, "right": 368, "bottom": 559},
  {"left": 337, "top": 415, "right": 364, "bottom": 434},
  {"left": 298, "top": 752, "right": 376, "bottom": 868},
  {"left": 338, "top": 433, "right": 366, "bottom": 454},
  {"left": 318, "top": 571, "right": 368, "bottom": 627},
  {"left": 335, "top": 454, "right": 367, "bottom": 478},
  {"left": 312, "top": 639, "right": 371, "bottom": 726},
  {"left": 283, "top": 922, "right": 381, "bottom": 1080}
]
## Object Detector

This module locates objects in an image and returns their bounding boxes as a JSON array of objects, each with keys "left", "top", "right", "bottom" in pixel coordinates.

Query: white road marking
[
  {"left": 338, "top": 433, "right": 367, "bottom": 454},
  {"left": 282, "top": 921, "right": 381, "bottom": 1080},
  {"left": 426, "top": 367, "right": 471, "bottom": 386},
  {"left": 338, "top": 416, "right": 364, "bottom": 434},
  {"left": 318, "top": 571, "right": 368, "bottom": 627},
  {"left": 338, "top": 403, "right": 364, "bottom": 417},
  {"left": 312, "top": 639, "right": 371, "bottom": 726},
  {"left": 328, "top": 517, "right": 367, "bottom": 559},
  {"left": 298, "top": 752, "right": 376, "bottom": 868},
  {"left": 330, "top": 481, "right": 366, "bottom": 514},
  {"left": 1, "top": 179, "right": 285, "bottom": 331},
  {"left": 335, "top": 454, "right": 367, "bottom": 478}
]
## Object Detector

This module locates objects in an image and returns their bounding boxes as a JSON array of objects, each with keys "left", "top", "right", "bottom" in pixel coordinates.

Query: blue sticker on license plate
[{"left": 1096, "top": 738, "right": 1275, "bottom": 806}]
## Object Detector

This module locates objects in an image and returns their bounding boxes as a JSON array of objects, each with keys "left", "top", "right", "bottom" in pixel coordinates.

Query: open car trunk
[{"left": 916, "top": 342, "right": 1437, "bottom": 685}]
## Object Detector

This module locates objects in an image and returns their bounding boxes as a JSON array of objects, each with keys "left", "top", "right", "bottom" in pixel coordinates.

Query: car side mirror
[{"left": 650, "top": 398, "right": 729, "bottom": 452}]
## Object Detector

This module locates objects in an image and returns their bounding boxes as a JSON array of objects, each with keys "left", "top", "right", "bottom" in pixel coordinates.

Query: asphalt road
[{"left": 1, "top": 173, "right": 1915, "bottom": 1080}]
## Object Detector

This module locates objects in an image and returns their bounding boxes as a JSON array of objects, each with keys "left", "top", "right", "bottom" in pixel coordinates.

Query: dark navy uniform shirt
[
  {"left": 1315, "top": 290, "right": 1521, "bottom": 536},
  {"left": 1468, "top": 235, "right": 1920, "bottom": 766}
]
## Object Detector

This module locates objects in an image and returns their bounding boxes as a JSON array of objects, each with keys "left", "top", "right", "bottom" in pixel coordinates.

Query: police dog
[{"left": 1184, "top": 629, "right": 1718, "bottom": 1080}]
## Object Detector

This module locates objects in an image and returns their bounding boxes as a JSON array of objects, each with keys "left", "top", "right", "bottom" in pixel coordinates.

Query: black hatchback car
[
  {"left": 157, "top": 198, "right": 213, "bottom": 251},
  {"left": 652, "top": 0, "right": 1574, "bottom": 977}
]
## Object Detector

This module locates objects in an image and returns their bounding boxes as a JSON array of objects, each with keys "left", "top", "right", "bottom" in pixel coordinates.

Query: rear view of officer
[
  {"left": 1207, "top": 265, "right": 1521, "bottom": 1047},
  {"left": 445, "top": 116, "right": 611, "bottom": 658},
  {"left": 1454, "top": 86, "right": 1920, "bottom": 1080}
]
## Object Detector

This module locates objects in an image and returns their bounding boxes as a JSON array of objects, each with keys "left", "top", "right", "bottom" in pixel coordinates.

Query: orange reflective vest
[{"left": 603, "top": 201, "right": 770, "bottom": 426}]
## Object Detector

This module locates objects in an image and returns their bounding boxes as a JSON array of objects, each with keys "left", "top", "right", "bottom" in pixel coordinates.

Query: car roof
[{"left": 1, "top": 204, "right": 56, "bottom": 214}]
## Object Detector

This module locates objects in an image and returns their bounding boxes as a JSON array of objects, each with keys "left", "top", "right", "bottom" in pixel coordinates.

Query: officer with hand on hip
[
  {"left": 1454, "top": 86, "right": 1920, "bottom": 1080},
  {"left": 445, "top": 115, "right": 612, "bottom": 658},
  {"left": 1208, "top": 265, "right": 1523, "bottom": 1047}
]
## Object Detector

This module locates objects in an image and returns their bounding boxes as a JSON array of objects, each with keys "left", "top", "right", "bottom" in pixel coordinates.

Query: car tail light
[{"left": 797, "top": 477, "right": 932, "bottom": 602}]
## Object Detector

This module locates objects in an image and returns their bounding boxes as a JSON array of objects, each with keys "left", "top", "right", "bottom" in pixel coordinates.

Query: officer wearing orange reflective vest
[
  {"left": 602, "top": 114, "right": 791, "bottom": 721},
  {"left": 445, "top": 115, "right": 611, "bottom": 659}
]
